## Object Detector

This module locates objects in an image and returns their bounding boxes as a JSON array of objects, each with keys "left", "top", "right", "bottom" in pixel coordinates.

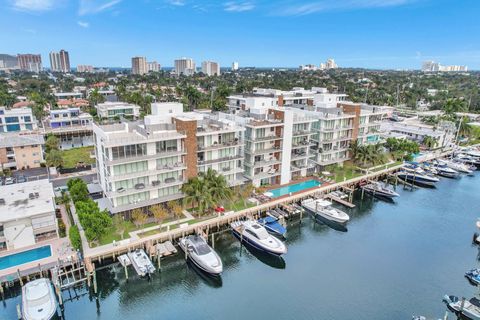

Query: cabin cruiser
[
  {"left": 231, "top": 220, "right": 287, "bottom": 256},
  {"left": 462, "top": 147, "right": 480, "bottom": 158},
  {"left": 444, "top": 295, "right": 480, "bottom": 319},
  {"left": 361, "top": 182, "right": 399, "bottom": 199},
  {"left": 455, "top": 154, "right": 480, "bottom": 167},
  {"left": 429, "top": 161, "right": 459, "bottom": 178},
  {"left": 258, "top": 216, "right": 287, "bottom": 238},
  {"left": 465, "top": 268, "right": 480, "bottom": 286},
  {"left": 127, "top": 249, "right": 156, "bottom": 277},
  {"left": 301, "top": 198, "right": 350, "bottom": 225},
  {"left": 396, "top": 166, "right": 439, "bottom": 186},
  {"left": 437, "top": 159, "right": 473, "bottom": 174},
  {"left": 179, "top": 235, "right": 223, "bottom": 275},
  {"left": 22, "top": 278, "right": 57, "bottom": 320}
]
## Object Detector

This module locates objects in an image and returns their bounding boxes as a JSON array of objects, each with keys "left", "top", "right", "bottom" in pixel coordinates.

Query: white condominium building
[
  {"left": 201, "top": 61, "right": 220, "bottom": 76},
  {"left": 96, "top": 102, "right": 141, "bottom": 120},
  {"left": 174, "top": 58, "right": 196, "bottom": 76},
  {"left": 0, "top": 107, "right": 38, "bottom": 132}
]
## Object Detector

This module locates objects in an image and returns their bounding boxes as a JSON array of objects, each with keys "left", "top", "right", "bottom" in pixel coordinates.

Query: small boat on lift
[
  {"left": 22, "top": 278, "right": 57, "bottom": 320},
  {"left": 258, "top": 216, "right": 287, "bottom": 238},
  {"left": 361, "top": 181, "right": 399, "bottom": 199},
  {"left": 465, "top": 268, "right": 480, "bottom": 286},
  {"left": 444, "top": 295, "right": 480, "bottom": 320},
  {"left": 179, "top": 235, "right": 223, "bottom": 276},
  {"left": 127, "top": 249, "right": 156, "bottom": 277},
  {"left": 231, "top": 220, "right": 287, "bottom": 256}
]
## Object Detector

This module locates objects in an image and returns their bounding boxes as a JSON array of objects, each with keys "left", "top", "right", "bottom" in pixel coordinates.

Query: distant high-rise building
[
  {"left": 131, "top": 56, "right": 147, "bottom": 75},
  {"left": 174, "top": 58, "right": 196, "bottom": 76},
  {"left": 147, "top": 61, "right": 160, "bottom": 73},
  {"left": 422, "top": 60, "right": 467, "bottom": 72},
  {"left": 77, "top": 65, "right": 94, "bottom": 73},
  {"left": 232, "top": 61, "right": 239, "bottom": 71},
  {"left": 49, "top": 50, "right": 70, "bottom": 72},
  {"left": 325, "top": 58, "right": 338, "bottom": 69},
  {"left": 201, "top": 61, "right": 220, "bottom": 76},
  {"left": 17, "top": 54, "right": 42, "bottom": 73},
  {"left": 0, "top": 54, "right": 19, "bottom": 70}
]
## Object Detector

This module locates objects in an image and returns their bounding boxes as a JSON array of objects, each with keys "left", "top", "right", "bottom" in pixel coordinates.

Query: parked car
[
  {"left": 4, "top": 177, "right": 14, "bottom": 185},
  {"left": 17, "top": 175, "right": 27, "bottom": 183}
]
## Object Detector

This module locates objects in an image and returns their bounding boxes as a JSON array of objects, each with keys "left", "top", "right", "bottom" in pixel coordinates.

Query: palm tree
[
  {"left": 422, "top": 136, "right": 438, "bottom": 149},
  {"left": 88, "top": 88, "right": 105, "bottom": 108}
]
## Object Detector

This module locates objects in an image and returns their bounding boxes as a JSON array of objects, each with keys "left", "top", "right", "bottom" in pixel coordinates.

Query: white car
[{"left": 4, "top": 177, "right": 14, "bottom": 185}]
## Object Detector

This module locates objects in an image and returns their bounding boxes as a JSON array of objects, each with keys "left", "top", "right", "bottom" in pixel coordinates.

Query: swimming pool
[
  {"left": 0, "top": 245, "right": 52, "bottom": 270},
  {"left": 268, "top": 180, "right": 322, "bottom": 198}
]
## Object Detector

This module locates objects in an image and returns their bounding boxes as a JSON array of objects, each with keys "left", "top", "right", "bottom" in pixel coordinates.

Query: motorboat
[
  {"left": 429, "top": 161, "right": 459, "bottom": 178},
  {"left": 361, "top": 182, "right": 399, "bottom": 199},
  {"left": 438, "top": 159, "right": 473, "bottom": 174},
  {"left": 127, "top": 249, "right": 156, "bottom": 277},
  {"left": 465, "top": 268, "right": 480, "bottom": 286},
  {"left": 301, "top": 198, "right": 350, "bottom": 225},
  {"left": 444, "top": 295, "right": 480, "bottom": 319},
  {"left": 396, "top": 167, "right": 439, "bottom": 186},
  {"left": 462, "top": 148, "right": 480, "bottom": 158},
  {"left": 231, "top": 220, "right": 287, "bottom": 256},
  {"left": 258, "top": 216, "right": 287, "bottom": 238},
  {"left": 455, "top": 154, "right": 480, "bottom": 167},
  {"left": 179, "top": 235, "right": 223, "bottom": 276},
  {"left": 22, "top": 278, "right": 57, "bottom": 320}
]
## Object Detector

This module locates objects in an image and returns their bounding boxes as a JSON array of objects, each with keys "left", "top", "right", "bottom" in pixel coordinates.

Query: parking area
[{"left": 1, "top": 167, "right": 49, "bottom": 185}]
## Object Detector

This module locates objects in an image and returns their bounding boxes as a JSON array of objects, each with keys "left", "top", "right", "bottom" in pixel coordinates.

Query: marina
[{"left": 1, "top": 166, "right": 479, "bottom": 319}]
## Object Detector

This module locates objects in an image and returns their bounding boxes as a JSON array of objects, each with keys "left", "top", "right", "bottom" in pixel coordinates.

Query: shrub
[
  {"left": 69, "top": 225, "right": 82, "bottom": 250},
  {"left": 58, "top": 218, "right": 66, "bottom": 238}
]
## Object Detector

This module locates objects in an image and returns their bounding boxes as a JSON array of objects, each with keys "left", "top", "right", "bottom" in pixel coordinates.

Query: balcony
[
  {"left": 106, "top": 149, "right": 185, "bottom": 165},
  {"left": 292, "top": 130, "right": 314, "bottom": 137},
  {"left": 198, "top": 140, "right": 243, "bottom": 151},
  {"left": 198, "top": 154, "right": 242, "bottom": 166},
  {"left": 250, "top": 169, "right": 281, "bottom": 180},
  {"left": 108, "top": 163, "right": 186, "bottom": 181},
  {"left": 291, "top": 152, "right": 309, "bottom": 161},
  {"left": 110, "top": 193, "right": 185, "bottom": 214},
  {"left": 245, "top": 135, "right": 282, "bottom": 142},
  {"left": 108, "top": 178, "right": 185, "bottom": 197},
  {"left": 252, "top": 146, "right": 282, "bottom": 155}
]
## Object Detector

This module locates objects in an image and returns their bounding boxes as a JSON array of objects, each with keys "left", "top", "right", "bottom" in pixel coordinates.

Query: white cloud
[
  {"left": 77, "top": 20, "right": 89, "bottom": 28},
  {"left": 165, "top": 0, "right": 185, "bottom": 6},
  {"left": 79, "top": 0, "right": 121, "bottom": 15},
  {"left": 224, "top": 1, "right": 255, "bottom": 12},
  {"left": 12, "top": 0, "right": 58, "bottom": 12},
  {"left": 276, "top": 0, "right": 417, "bottom": 16}
]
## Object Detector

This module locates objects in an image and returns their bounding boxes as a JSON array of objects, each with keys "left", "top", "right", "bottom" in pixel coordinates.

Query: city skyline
[{"left": 0, "top": 0, "right": 479, "bottom": 70}]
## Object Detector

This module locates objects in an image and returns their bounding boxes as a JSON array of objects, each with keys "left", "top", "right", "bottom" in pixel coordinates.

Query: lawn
[
  {"left": 98, "top": 221, "right": 157, "bottom": 246},
  {"left": 61, "top": 146, "right": 96, "bottom": 168},
  {"left": 224, "top": 199, "right": 256, "bottom": 212}
]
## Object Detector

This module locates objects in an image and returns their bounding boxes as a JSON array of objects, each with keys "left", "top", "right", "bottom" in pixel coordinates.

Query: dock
[{"left": 325, "top": 194, "right": 356, "bottom": 208}]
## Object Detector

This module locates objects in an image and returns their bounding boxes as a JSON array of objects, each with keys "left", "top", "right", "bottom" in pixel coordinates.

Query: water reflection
[
  {"left": 240, "top": 245, "right": 286, "bottom": 269},
  {"left": 185, "top": 260, "right": 223, "bottom": 288}
]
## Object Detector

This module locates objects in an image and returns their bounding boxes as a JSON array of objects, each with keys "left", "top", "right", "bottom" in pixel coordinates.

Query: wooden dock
[{"left": 326, "top": 194, "right": 356, "bottom": 208}]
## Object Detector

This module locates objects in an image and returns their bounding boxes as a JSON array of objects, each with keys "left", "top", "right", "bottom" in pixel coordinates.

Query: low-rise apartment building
[
  {"left": 0, "top": 180, "right": 58, "bottom": 251},
  {"left": 48, "top": 108, "right": 92, "bottom": 128},
  {"left": 96, "top": 102, "right": 141, "bottom": 120},
  {"left": 0, "top": 107, "right": 38, "bottom": 132},
  {"left": 0, "top": 133, "right": 44, "bottom": 170}
]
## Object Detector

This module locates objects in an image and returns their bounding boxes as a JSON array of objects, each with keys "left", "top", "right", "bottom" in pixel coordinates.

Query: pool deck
[
  {"left": 265, "top": 176, "right": 329, "bottom": 200},
  {"left": 0, "top": 237, "right": 75, "bottom": 282}
]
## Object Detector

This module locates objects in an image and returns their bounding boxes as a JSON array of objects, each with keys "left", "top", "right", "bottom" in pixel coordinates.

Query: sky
[{"left": 0, "top": 0, "right": 479, "bottom": 70}]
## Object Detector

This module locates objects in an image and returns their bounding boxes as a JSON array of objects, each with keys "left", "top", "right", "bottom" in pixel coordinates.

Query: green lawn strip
[
  {"left": 61, "top": 146, "right": 96, "bottom": 168},
  {"left": 97, "top": 221, "right": 158, "bottom": 246}
]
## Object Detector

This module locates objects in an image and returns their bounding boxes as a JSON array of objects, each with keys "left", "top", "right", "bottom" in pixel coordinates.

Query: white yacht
[
  {"left": 231, "top": 220, "right": 287, "bottom": 256},
  {"left": 22, "top": 278, "right": 57, "bottom": 320},
  {"left": 438, "top": 159, "right": 473, "bottom": 174},
  {"left": 127, "top": 249, "right": 156, "bottom": 277},
  {"left": 361, "top": 182, "right": 399, "bottom": 199},
  {"left": 301, "top": 198, "right": 350, "bottom": 224},
  {"left": 444, "top": 295, "right": 480, "bottom": 320},
  {"left": 179, "top": 235, "right": 223, "bottom": 275}
]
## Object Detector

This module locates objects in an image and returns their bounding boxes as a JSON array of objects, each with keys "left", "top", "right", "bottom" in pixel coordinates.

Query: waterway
[{"left": 2, "top": 173, "right": 480, "bottom": 319}]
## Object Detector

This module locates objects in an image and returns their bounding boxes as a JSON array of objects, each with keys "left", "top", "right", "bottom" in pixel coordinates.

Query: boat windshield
[
  {"left": 27, "top": 293, "right": 50, "bottom": 307},
  {"left": 194, "top": 243, "right": 211, "bottom": 255},
  {"left": 251, "top": 224, "right": 269, "bottom": 240}
]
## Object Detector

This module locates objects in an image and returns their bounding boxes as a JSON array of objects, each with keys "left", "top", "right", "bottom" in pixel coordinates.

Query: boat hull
[
  {"left": 362, "top": 187, "right": 399, "bottom": 199},
  {"left": 178, "top": 239, "right": 223, "bottom": 276},
  {"left": 397, "top": 174, "right": 437, "bottom": 187},
  {"left": 231, "top": 228, "right": 285, "bottom": 256},
  {"left": 303, "top": 206, "right": 348, "bottom": 231}
]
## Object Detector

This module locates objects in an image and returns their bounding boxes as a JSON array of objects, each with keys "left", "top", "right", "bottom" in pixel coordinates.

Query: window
[
  {"left": 111, "top": 144, "right": 146, "bottom": 160},
  {"left": 5, "top": 117, "right": 19, "bottom": 123},
  {"left": 156, "top": 140, "right": 178, "bottom": 153},
  {"left": 24, "top": 116, "right": 31, "bottom": 122},
  {"left": 113, "top": 161, "right": 148, "bottom": 175},
  {"left": 6, "top": 124, "right": 20, "bottom": 131},
  {"left": 25, "top": 124, "right": 33, "bottom": 130}
]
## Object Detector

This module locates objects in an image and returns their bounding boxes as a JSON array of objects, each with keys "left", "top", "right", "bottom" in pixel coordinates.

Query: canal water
[{"left": 2, "top": 174, "right": 480, "bottom": 320}]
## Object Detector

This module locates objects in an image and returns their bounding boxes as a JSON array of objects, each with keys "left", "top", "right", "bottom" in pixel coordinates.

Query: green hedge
[{"left": 69, "top": 225, "right": 82, "bottom": 250}]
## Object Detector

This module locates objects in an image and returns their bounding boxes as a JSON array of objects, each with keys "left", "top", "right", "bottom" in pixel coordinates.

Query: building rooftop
[
  {"left": 0, "top": 133, "right": 44, "bottom": 148},
  {"left": 0, "top": 179, "right": 55, "bottom": 223}
]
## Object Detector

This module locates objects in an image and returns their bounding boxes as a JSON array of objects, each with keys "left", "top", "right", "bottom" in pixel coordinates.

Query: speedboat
[
  {"left": 127, "top": 249, "right": 156, "bottom": 277},
  {"left": 22, "top": 278, "right": 57, "bottom": 320},
  {"left": 301, "top": 198, "right": 350, "bottom": 225},
  {"left": 397, "top": 167, "right": 439, "bottom": 186},
  {"left": 231, "top": 220, "right": 287, "bottom": 256},
  {"left": 361, "top": 182, "right": 399, "bottom": 199},
  {"left": 455, "top": 154, "right": 480, "bottom": 167},
  {"left": 444, "top": 295, "right": 480, "bottom": 319},
  {"left": 465, "top": 268, "right": 480, "bottom": 286},
  {"left": 179, "top": 235, "right": 223, "bottom": 275},
  {"left": 430, "top": 162, "right": 459, "bottom": 178},
  {"left": 463, "top": 148, "right": 480, "bottom": 158},
  {"left": 438, "top": 159, "right": 473, "bottom": 174},
  {"left": 258, "top": 216, "right": 287, "bottom": 238}
]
